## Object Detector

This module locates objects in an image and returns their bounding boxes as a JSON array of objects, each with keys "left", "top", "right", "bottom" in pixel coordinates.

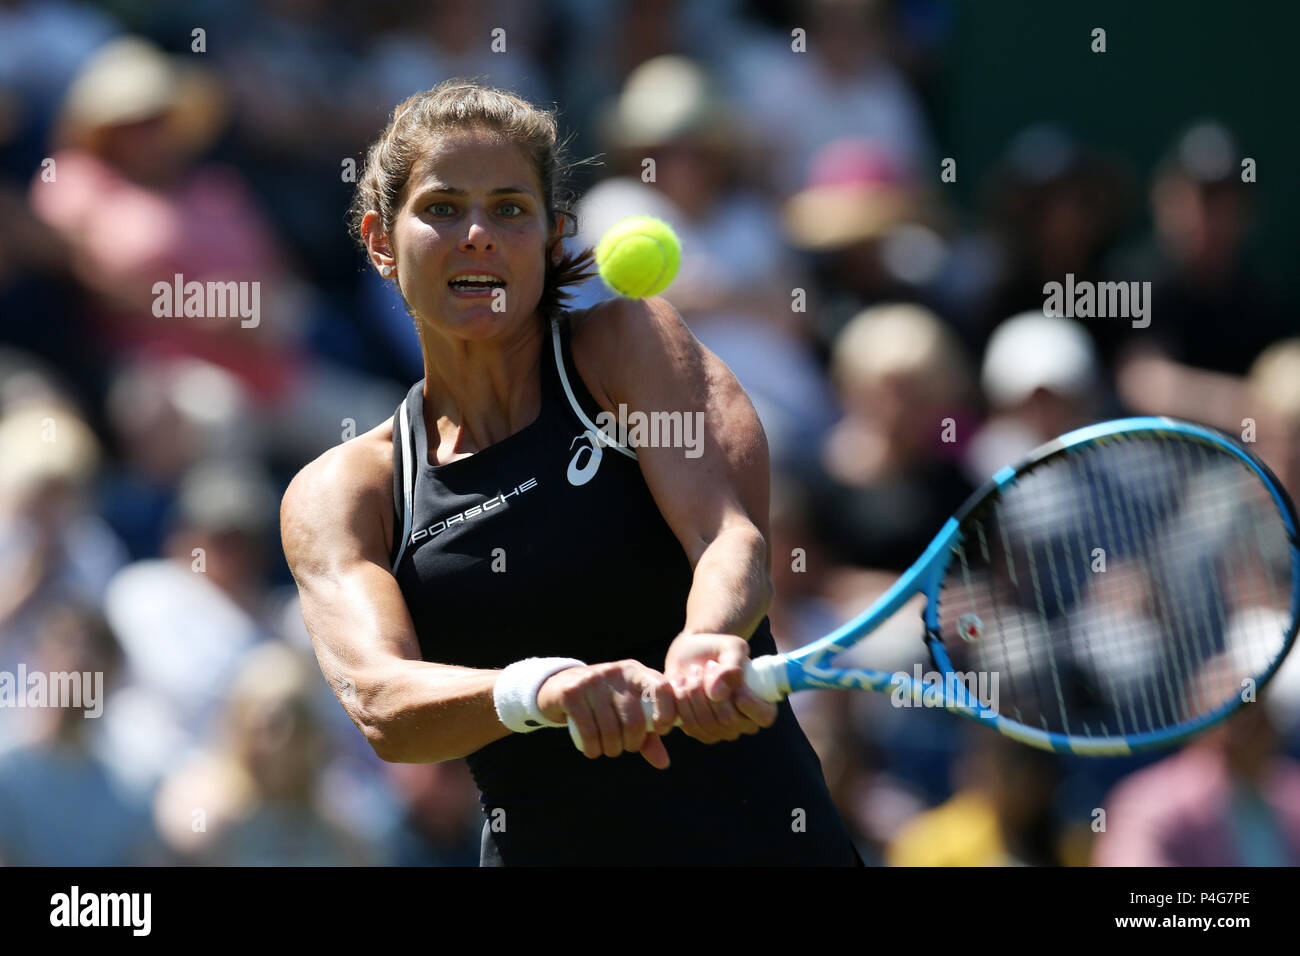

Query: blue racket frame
[{"left": 756, "top": 417, "right": 1300, "bottom": 756}]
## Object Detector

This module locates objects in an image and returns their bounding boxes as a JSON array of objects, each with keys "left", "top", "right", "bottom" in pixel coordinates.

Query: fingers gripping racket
[{"left": 569, "top": 417, "right": 1300, "bottom": 756}]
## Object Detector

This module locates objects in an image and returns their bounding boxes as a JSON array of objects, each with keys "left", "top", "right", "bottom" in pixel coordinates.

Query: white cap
[{"left": 981, "top": 312, "right": 1100, "bottom": 408}]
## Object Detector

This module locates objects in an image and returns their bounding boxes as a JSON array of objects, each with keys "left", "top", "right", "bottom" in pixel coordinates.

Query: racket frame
[{"left": 752, "top": 416, "right": 1300, "bottom": 756}]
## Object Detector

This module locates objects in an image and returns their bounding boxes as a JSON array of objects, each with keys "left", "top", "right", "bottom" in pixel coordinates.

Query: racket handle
[
  {"left": 563, "top": 657, "right": 790, "bottom": 751},
  {"left": 745, "top": 654, "right": 789, "bottom": 703}
]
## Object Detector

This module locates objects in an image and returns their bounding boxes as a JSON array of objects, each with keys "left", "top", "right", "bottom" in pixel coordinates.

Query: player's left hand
[{"left": 664, "top": 632, "right": 778, "bottom": 744}]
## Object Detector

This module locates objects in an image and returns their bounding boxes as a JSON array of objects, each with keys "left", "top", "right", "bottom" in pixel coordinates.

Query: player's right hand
[{"left": 537, "top": 660, "right": 677, "bottom": 769}]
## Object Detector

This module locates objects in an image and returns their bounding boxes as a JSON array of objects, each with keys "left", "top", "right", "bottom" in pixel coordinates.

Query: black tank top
[{"left": 390, "top": 312, "right": 859, "bottom": 865}]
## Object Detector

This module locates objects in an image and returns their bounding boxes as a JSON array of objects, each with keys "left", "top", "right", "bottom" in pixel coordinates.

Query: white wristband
[{"left": 493, "top": 657, "right": 586, "bottom": 733}]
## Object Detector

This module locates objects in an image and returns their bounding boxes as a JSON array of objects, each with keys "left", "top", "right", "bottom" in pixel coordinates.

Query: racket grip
[
  {"left": 564, "top": 657, "right": 790, "bottom": 751},
  {"left": 744, "top": 655, "right": 789, "bottom": 702}
]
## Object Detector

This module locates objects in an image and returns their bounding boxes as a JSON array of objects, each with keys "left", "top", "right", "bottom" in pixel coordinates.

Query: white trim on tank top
[
  {"left": 549, "top": 316, "right": 637, "bottom": 461},
  {"left": 391, "top": 398, "right": 416, "bottom": 573}
]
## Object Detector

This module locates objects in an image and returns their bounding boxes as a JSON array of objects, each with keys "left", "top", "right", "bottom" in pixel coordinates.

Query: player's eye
[
  {"left": 498, "top": 202, "right": 524, "bottom": 217},
  {"left": 427, "top": 202, "right": 456, "bottom": 216}
]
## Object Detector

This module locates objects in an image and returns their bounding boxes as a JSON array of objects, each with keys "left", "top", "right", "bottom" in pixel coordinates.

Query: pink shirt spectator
[
  {"left": 1093, "top": 745, "right": 1300, "bottom": 866},
  {"left": 29, "top": 149, "right": 300, "bottom": 401}
]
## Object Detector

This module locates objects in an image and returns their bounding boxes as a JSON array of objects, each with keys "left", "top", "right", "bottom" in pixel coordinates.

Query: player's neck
[{"left": 419, "top": 319, "right": 545, "bottom": 457}]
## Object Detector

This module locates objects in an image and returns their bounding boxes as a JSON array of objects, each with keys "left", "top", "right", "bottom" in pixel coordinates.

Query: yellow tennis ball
[{"left": 594, "top": 216, "right": 681, "bottom": 299}]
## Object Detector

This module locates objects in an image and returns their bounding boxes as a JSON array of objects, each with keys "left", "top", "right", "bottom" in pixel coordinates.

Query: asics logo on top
[{"left": 567, "top": 431, "right": 604, "bottom": 486}]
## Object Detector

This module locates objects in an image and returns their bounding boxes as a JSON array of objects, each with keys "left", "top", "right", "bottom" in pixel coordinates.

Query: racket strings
[
  {"left": 1063, "top": 449, "right": 1143, "bottom": 736},
  {"left": 1121, "top": 446, "right": 1193, "bottom": 728},
  {"left": 941, "top": 434, "right": 1295, "bottom": 741}
]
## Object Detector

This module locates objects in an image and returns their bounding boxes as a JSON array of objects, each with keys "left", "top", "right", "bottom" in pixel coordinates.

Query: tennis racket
[{"left": 566, "top": 416, "right": 1300, "bottom": 756}]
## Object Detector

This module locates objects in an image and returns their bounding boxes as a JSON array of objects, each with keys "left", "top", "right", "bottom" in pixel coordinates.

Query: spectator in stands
[
  {"left": 382, "top": 760, "right": 483, "bottom": 867},
  {"left": 101, "top": 459, "right": 280, "bottom": 787},
  {"left": 1248, "top": 339, "right": 1300, "bottom": 515},
  {"left": 888, "top": 729, "right": 1068, "bottom": 866},
  {"left": 0, "top": 601, "right": 161, "bottom": 864},
  {"left": 783, "top": 137, "right": 950, "bottom": 351},
  {"left": 724, "top": 0, "right": 935, "bottom": 195},
  {"left": 153, "top": 641, "right": 376, "bottom": 865},
  {"left": 1113, "top": 121, "right": 1290, "bottom": 428},
  {"left": 963, "top": 312, "right": 1106, "bottom": 485},
  {"left": 97, "top": 356, "right": 257, "bottom": 560},
  {"left": 30, "top": 36, "right": 399, "bottom": 463},
  {"left": 579, "top": 55, "right": 836, "bottom": 467},
  {"left": 0, "top": 400, "right": 126, "bottom": 747},
  {"left": 798, "top": 303, "right": 976, "bottom": 572},
  {"left": 1094, "top": 659, "right": 1300, "bottom": 866},
  {"left": 975, "top": 125, "right": 1130, "bottom": 361}
]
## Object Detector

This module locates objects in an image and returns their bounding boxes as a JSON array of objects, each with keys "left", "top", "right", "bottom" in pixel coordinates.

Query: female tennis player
[{"left": 280, "top": 79, "right": 859, "bottom": 865}]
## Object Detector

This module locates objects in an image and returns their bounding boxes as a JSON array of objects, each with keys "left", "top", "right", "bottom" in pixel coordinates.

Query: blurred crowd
[{"left": 1, "top": 0, "right": 1298, "bottom": 866}]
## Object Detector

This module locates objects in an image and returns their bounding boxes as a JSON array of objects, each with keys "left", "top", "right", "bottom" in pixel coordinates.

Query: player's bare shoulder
[
  {"left": 569, "top": 296, "right": 686, "bottom": 351},
  {"left": 567, "top": 297, "right": 695, "bottom": 408},
  {"left": 280, "top": 418, "right": 396, "bottom": 575}
]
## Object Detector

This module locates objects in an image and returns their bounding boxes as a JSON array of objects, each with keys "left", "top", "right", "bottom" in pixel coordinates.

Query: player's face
[{"left": 394, "top": 129, "right": 554, "bottom": 342}]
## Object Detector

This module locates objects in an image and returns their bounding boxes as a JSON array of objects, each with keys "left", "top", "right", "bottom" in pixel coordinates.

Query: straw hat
[
  {"left": 54, "top": 35, "right": 225, "bottom": 155},
  {"left": 0, "top": 404, "right": 100, "bottom": 497},
  {"left": 783, "top": 138, "right": 932, "bottom": 251},
  {"left": 599, "top": 55, "right": 744, "bottom": 153}
]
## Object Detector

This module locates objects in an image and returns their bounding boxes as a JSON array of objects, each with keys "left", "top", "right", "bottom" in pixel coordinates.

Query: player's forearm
[
  {"left": 1117, "top": 349, "right": 1248, "bottom": 431},
  {"left": 349, "top": 661, "right": 509, "bottom": 763},
  {"left": 680, "top": 522, "right": 774, "bottom": 640}
]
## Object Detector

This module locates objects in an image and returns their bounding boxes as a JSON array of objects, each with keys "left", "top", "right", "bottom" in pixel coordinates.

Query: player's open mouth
[{"left": 448, "top": 273, "right": 506, "bottom": 297}]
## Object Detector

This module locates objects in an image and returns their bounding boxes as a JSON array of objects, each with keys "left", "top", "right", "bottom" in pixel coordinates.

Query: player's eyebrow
[{"left": 419, "top": 184, "right": 535, "bottom": 198}]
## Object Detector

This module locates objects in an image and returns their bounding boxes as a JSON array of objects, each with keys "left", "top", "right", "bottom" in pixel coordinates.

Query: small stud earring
[{"left": 381, "top": 265, "right": 394, "bottom": 277}]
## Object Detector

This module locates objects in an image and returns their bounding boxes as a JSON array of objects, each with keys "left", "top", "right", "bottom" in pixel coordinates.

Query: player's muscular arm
[
  {"left": 575, "top": 298, "right": 779, "bottom": 742},
  {"left": 576, "top": 297, "right": 774, "bottom": 637},
  {"left": 280, "top": 433, "right": 509, "bottom": 763},
  {"left": 286, "top": 424, "right": 686, "bottom": 769}
]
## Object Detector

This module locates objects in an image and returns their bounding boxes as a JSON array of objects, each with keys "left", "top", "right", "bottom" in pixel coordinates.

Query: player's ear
[
  {"left": 549, "top": 211, "right": 575, "bottom": 265},
  {"left": 362, "top": 210, "right": 396, "bottom": 275}
]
